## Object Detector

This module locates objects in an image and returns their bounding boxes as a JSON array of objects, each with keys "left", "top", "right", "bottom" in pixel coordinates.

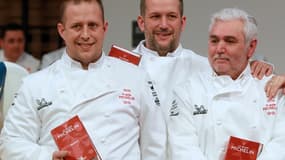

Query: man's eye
[
  {"left": 89, "top": 24, "right": 97, "bottom": 29},
  {"left": 210, "top": 39, "right": 218, "bottom": 43},
  {"left": 226, "top": 39, "right": 236, "bottom": 44},
  {"left": 150, "top": 15, "right": 160, "bottom": 19},
  {"left": 72, "top": 25, "right": 81, "bottom": 29},
  {"left": 8, "top": 39, "right": 15, "bottom": 43},
  {"left": 168, "top": 15, "right": 177, "bottom": 19}
]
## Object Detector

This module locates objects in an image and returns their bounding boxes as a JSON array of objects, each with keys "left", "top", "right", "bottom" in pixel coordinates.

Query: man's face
[
  {"left": 208, "top": 19, "right": 256, "bottom": 79},
  {"left": 1, "top": 30, "right": 25, "bottom": 62},
  {"left": 57, "top": 1, "right": 108, "bottom": 68},
  {"left": 137, "top": 0, "right": 186, "bottom": 56}
]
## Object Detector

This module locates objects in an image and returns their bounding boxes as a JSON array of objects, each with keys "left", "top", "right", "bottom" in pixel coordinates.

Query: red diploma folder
[
  {"left": 108, "top": 45, "right": 141, "bottom": 65},
  {"left": 51, "top": 115, "right": 101, "bottom": 160},
  {"left": 224, "top": 136, "right": 262, "bottom": 160}
]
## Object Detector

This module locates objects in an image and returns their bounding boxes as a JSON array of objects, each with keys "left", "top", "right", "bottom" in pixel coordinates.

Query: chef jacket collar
[
  {"left": 137, "top": 40, "right": 183, "bottom": 57},
  {"left": 62, "top": 49, "right": 105, "bottom": 70},
  {"left": 211, "top": 63, "right": 251, "bottom": 86}
]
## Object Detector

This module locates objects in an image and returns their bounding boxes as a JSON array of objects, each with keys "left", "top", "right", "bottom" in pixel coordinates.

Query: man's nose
[
  {"left": 159, "top": 16, "right": 169, "bottom": 29},
  {"left": 80, "top": 26, "right": 90, "bottom": 40},
  {"left": 217, "top": 41, "right": 226, "bottom": 53}
]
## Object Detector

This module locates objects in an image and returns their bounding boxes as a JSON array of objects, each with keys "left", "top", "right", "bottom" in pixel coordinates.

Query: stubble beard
[{"left": 147, "top": 33, "right": 177, "bottom": 57}]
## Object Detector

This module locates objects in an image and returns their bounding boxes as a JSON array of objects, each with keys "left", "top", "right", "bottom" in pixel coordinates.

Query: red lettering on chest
[
  {"left": 118, "top": 89, "right": 135, "bottom": 104},
  {"left": 262, "top": 99, "right": 277, "bottom": 116}
]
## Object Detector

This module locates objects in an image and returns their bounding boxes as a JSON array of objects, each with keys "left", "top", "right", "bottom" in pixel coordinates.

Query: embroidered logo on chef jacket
[
  {"left": 170, "top": 100, "right": 179, "bottom": 116},
  {"left": 263, "top": 98, "right": 277, "bottom": 116},
  {"left": 147, "top": 81, "right": 161, "bottom": 106},
  {"left": 118, "top": 88, "right": 135, "bottom": 105},
  {"left": 36, "top": 98, "right": 52, "bottom": 110},
  {"left": 193, "top": 104, "right": 208, "bottom": 115}
]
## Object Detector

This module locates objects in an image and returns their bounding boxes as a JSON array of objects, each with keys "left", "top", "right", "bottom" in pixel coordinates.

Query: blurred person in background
[{"left": 0, "top": 23, "right": 40, "bottom": 73}]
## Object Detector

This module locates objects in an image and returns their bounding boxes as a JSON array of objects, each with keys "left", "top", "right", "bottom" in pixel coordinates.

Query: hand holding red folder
[{"left": 51, "top": 115, "right": 101, "bottom": 160}]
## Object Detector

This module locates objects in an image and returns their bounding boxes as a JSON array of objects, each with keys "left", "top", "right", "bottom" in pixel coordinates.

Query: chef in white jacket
[
  {"left": 169, "top": 8, "right": 285, "bottom": 160},
  {"left": 0, "top": 0, "right": 166, "bottom": 160},
  {"left": 134, "top": 0, "right": 273, "bottom": 120}
]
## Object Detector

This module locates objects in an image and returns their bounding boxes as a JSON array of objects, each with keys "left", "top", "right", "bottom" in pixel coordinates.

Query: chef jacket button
[
  {"left": 104, "top": 113, "right": 110, "bottom": 118},
  {"left": 100, "top": 138, "right": 106, "bottom": 143},
  {"left": 216, "top": 120, "right": 222, "bottom": 126},
  {"left": 59, "top": 89, "right": 65, "bottom": 93},
  {"left": 251, "top": 125, "right": 257, "bottom": 129}
]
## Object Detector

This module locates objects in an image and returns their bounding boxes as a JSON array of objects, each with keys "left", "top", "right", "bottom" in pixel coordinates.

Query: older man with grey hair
[{"left": 168, "top": 8, "right": 285, "bottom": 160}]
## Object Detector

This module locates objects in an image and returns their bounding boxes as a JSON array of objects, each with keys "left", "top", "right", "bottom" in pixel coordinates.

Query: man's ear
[
  {"left": 181, "top": 15, "right": 187, "bottom": 32},
  {"left": 247, "top": 39, "right": 257, "bottom": 59},
  {"left": 57, "top": 22, "right": 65, "bottom": 40},
  {"left": 137, "top": 16, "right": 145, "bottom": 32},
  {"left": 103, "top": 21, "right": 108, "bottom": 36}
]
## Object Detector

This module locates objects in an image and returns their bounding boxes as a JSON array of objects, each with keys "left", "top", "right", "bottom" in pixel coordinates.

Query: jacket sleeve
[
  {"left": 139, "top": 74, "right": 167, "bottom": 160},
  {"left": 258, "top": 94, "right": 285, "bottom": 160},
  {"left": 0, "top": 81, "right": 54, "bottom": 160},
  {"left": 168, "top": 83, "right": 207, "bottom": 160}
]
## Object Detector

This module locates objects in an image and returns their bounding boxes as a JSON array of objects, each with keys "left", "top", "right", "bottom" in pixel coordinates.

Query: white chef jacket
[
  {"left": 0, "top": 50, "right": 166, "bottom": 160},
  {"left": 133, "top": 40, "right": 210, "bottom": 118},
  {"left": 169, "top": 64, "right": 285, "bottom": 160},
  {"left": 0, "top": 50, "right": 40, "bottom": 73}
]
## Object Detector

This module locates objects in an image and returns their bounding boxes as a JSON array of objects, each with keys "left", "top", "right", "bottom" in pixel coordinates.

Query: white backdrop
[{"left": 103, "top": 0, "right": 285, "bottom": 73}]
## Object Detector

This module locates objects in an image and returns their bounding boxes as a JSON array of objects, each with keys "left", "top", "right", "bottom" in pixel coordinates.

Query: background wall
[
  {"left": 1, "top": 1, "right": 283, "bottom": 73},
  {"left": 104, "top": 0, "right": 285, "bottom": 74}
]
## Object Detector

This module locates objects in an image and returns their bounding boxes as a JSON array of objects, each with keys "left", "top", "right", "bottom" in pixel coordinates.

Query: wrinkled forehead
[
  {"left": 60, "top": 0, "right": 104, "bottom": 23},
  {"left": 210, "top": 20, "right": 245, "bottom": 37},
  {"left": 145, "top": 0, "right": 181, "bottom": 15}
]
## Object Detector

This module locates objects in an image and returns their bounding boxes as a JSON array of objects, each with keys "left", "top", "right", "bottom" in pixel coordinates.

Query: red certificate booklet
[
  {"left": 108, "top": 45, "right": 142, "bottom": 65},
  {"left": 224, "top": 136, "right": 262, "bottom": 160},
  {"left": 51, "top": 115, "right": 101, "bottom": 160}
]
